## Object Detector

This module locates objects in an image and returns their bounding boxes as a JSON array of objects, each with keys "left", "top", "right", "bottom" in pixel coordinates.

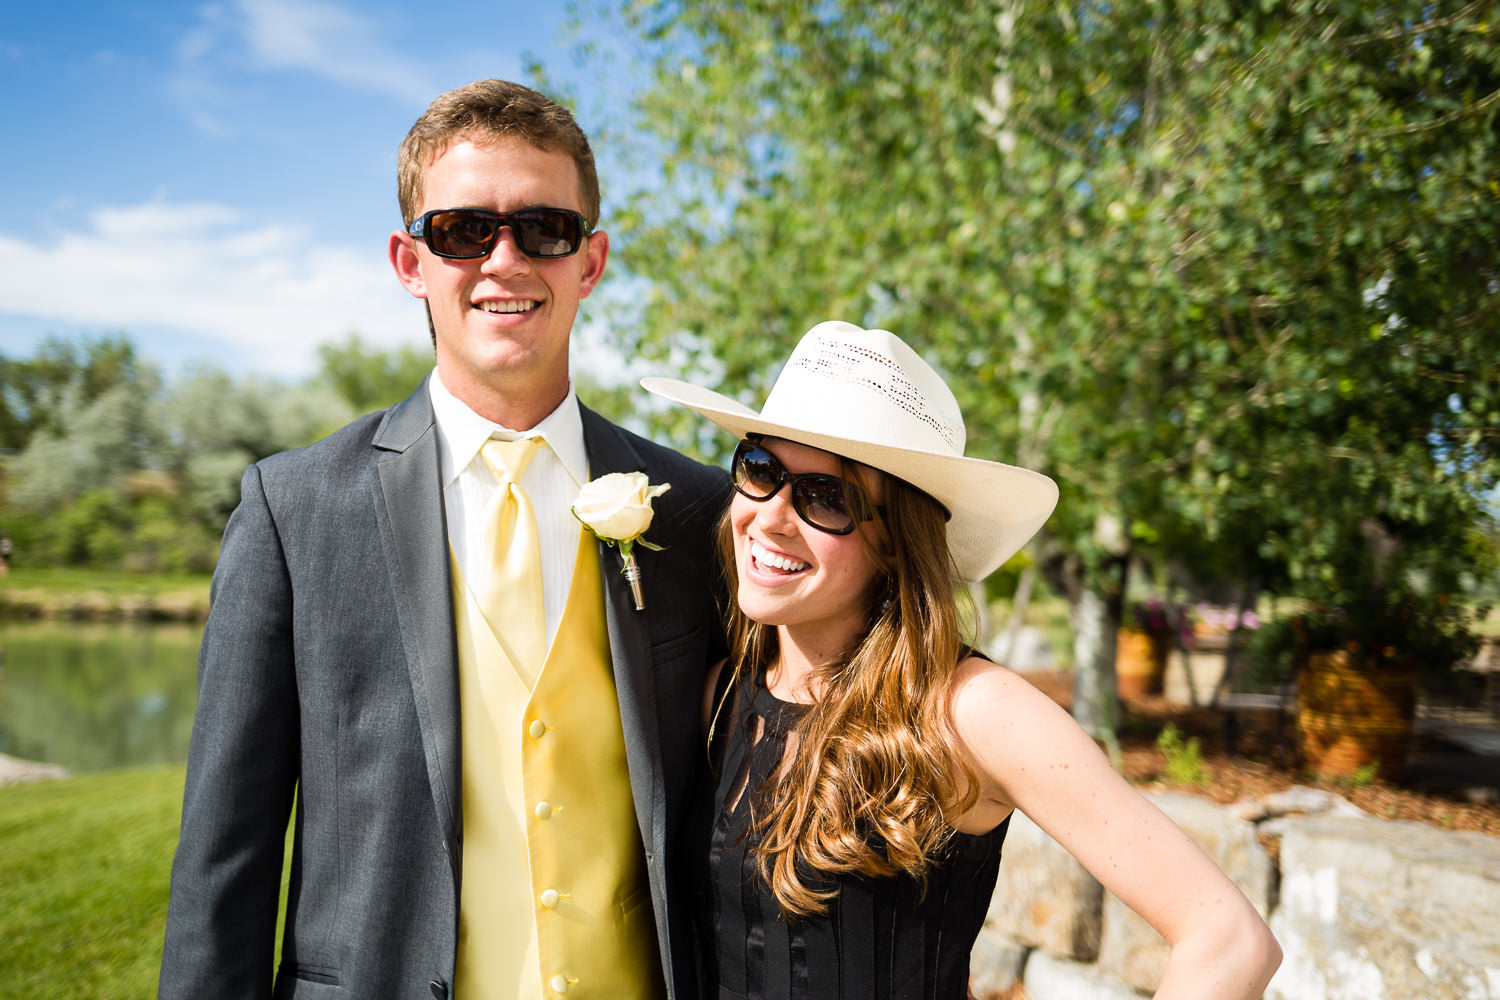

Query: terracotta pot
[
  {"left": 1116, "top": 627, "right": 1168, "bottom": 698},
  {"left": 1297, "top": 649, "right": 1417, "bottom": 779}
]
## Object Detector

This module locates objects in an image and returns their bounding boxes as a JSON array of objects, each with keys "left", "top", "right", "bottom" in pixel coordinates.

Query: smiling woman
[
  {"left": 727, "top": 437, "right": 889, "bottom": 666},
  {"left": 643, "top": 320, "right": 1282, "bottom": 1000}
]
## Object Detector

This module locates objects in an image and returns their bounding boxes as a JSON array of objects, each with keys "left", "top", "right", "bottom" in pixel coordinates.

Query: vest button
[
  {"left": 528, "top": 719, "right": 547, "bottom": 739},
  {"left": 534, "top": 801, "right": 553, "bottom": 820},
  {"left": 550, "top": 974, "right": 571, "bottom": 993},
  {"left": 540, "top": 888, "right": 561, "bottom": 909}
]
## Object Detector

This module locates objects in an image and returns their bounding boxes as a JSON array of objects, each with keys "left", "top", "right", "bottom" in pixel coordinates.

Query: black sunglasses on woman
[{"left": 731, "top": 437, "right": 883, "bottom": 535}]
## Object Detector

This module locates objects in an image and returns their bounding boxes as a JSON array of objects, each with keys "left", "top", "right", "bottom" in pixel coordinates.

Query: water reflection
[{"left": 0, "top": 621, "right": 201, "bottom": 772}]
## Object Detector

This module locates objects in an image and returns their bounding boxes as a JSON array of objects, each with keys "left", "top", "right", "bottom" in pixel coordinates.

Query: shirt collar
[{"left": 427, "top": 369, "right": 590, "bottom": 488}]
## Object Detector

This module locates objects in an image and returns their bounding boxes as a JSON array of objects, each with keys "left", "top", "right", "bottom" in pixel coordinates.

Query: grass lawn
[
  {"left": 0, "top": 766, "right": 294, "bottom": 999},
  {"left": 0, "top": 766, "right": 185, "bottom": 998},
  {"left": 0, "top": 568, "right": 210, "bottom": 596}
]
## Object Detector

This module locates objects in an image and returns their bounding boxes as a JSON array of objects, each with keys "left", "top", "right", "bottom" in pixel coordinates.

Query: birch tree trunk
[{"left": 1071, "top": 586, "right": 1119, "bottom": 742}]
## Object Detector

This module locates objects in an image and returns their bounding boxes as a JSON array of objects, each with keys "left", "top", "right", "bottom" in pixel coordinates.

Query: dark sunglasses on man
[
  {"left": 731, "top": 438, "right": 883, "bottom": 536},
  {"left": 407, "top": 207, "right": 592, "bottom": 260}
]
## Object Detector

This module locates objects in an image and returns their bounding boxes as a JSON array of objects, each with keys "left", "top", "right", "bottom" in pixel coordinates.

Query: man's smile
[{"left": 478, "top": 299, "right": 538, "bottom": 314}]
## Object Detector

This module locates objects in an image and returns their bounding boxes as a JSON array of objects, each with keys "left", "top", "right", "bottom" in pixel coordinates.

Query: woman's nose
[{"left": 752, "top": 486, "right": 800, "bottom": 534}]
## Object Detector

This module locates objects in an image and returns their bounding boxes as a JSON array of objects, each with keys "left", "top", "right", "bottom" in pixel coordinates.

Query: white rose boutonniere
[{"left": 572, "top": 472, "right": 671, "bottom": 611}]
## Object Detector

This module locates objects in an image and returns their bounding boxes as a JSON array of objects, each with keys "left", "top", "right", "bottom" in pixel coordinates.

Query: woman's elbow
[
  {"left": 1231, "top": 911, "right": 1283, "bottom": 993},
  {"left": 1169, "top": 900, "right": 1282, "bottom": 997},
  {"left": 1254, "top": 920, "right": 1284, "bottom": 984}
]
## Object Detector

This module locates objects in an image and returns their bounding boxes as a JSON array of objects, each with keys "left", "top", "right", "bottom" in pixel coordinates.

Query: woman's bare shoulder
[
  {"left": 950, "top": 656, "right": 1073, "bottom": 724},
  {"left": 948, "top": 655, "right": 1109, "bottom": 794}
]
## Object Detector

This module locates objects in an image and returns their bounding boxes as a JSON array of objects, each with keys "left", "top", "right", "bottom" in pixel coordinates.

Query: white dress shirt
[{"left": 428, "top": 370, "right": 590, "bottom": 652}]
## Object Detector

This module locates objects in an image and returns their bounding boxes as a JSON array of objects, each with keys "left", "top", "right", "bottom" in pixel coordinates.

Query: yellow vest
[{"left": 452, "top": 529, "right": 661, "bottom": 999}]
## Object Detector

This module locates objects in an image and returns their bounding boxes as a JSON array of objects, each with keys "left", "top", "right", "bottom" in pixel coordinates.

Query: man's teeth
[
  {"left": 752, "top": 541, "right": 809, "bottom": 572},
  {"left": 480, "top": 300, "right": 536, "bottom": 313}
]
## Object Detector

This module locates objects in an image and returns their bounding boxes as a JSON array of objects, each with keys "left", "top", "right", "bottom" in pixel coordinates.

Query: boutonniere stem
[
  {"left": 572, "top": 472, "right": 671, "bottom": 612},
  {"left": 618, "top": 540, "right": 648, "bottom": 611}
]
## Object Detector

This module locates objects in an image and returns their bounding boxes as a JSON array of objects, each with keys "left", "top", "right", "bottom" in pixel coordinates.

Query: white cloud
[
  {"left": 232, "top": 0, "right": 437, "bottom": 104},
  {"left": 0, "top": 200, "right": 425, "bottom": 377},
  {"left": 167, "top": 0, "right": 442, "bottom": 132},
  {"left": 167, "top": 5, "right": 244, "bottom": 136}
]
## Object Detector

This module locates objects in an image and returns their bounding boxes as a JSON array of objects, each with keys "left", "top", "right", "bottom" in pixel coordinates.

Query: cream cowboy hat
[{"left": 641, "top": 320, "right": 1059, "bottom": 581}]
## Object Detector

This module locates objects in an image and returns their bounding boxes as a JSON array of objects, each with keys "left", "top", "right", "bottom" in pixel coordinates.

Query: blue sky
[{"left": 0, "top": 1, "right": 652, "bottom": 379}]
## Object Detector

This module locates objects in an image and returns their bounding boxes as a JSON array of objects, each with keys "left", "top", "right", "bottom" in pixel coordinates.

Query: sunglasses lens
[
  {"left": 793, "top": 477, "right": 855, "bottom": 534},
  {"left": 733, "top": 444, "right": 783, "bottom": 498},
  {"left": 421, "top": 208, "right": 586, "bottom": 259},
  {"left": 513, "top": 209, "right": 584, "bottom": 258},
  {"left": 426, "top": 210, "right": 498, "bottom": 258}
]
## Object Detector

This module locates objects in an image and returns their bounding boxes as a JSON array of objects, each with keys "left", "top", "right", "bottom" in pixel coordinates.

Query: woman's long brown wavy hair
[{"left": 714, "top": 457, "right": 982, "bottom": 919}]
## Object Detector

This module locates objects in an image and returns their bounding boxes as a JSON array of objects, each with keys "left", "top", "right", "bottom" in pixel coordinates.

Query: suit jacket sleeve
[{"left": 160, "top": 461, "right": 300, "bottom": 998}]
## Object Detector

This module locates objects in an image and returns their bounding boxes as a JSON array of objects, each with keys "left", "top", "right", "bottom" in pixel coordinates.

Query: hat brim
[{"left": 641, "top": 376, "right": 1058, "bottom": 581}]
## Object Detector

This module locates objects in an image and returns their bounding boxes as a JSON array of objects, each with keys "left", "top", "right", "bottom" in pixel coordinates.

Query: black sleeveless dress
[{"left": 692, "top": 667, "right": 1008, "bottom": 1000}]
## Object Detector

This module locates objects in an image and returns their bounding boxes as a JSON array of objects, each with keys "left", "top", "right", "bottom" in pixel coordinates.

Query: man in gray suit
[{"left": 161, "top": 80, "right": 728, "bottom": 999}]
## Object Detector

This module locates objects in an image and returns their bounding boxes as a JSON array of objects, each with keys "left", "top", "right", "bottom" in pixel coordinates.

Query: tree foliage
[
  {"left": 0, "top": 334, "right": 420, "bottom": 571},
  {"left": 0, "top": 335, "right": 146, "bottom": 452},
  {"left": 314, "top": 333, "right": 435, "bottom": 415},
  {"left": 0, "top": 326, "right": 676, "bottom": 573},
  {"left": 601, "top": 0, "right": 1499, "bottom": 730}
]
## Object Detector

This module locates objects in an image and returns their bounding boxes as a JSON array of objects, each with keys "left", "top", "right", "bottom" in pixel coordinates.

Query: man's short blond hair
[{"left": 397, "top": 79, "right": 600, "bottom": 227}]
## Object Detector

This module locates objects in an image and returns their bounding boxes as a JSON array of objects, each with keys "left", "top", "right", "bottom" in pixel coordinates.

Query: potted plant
[
  {"left": 1117, "top": 597, "right": 1191, "bottom": 698},
  {"left": 1248, "top": 587, "right": 1486, "bottom": 779}
]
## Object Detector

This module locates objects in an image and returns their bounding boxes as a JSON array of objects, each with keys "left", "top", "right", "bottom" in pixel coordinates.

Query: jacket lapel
[
  {"left": 579, "top": 405, "right": 663, "bottom": 848},
  {"left": 371, "top": 379, "right": 462, "bottom": 871}
]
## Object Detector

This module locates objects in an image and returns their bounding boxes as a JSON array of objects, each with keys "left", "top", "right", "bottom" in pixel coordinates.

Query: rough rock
[
  {"left": 1229, "top": 785, "right": 1368, "bottom": 823},
  {"left": 967, "top": 936, "right": 1028, "bottom": 999},
  {"left": 1266, "top": 814, "right": 1500, "bottom": 1000},
  {"left": 1022, "top": 950, "right": 1147, "bottom": 1000},
  {"left": 983, "top": 809, "right": 1103, "bottom": 960}
]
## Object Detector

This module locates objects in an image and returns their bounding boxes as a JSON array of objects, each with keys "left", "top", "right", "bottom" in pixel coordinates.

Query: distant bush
[{"left": 14, "top": 489, "right": 218, "bottom": 574}]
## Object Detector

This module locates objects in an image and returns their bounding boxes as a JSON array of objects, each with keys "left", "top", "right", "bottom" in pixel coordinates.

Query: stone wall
[{"left": 971, "top": 790, "right": 1500, "bottom": 1000}]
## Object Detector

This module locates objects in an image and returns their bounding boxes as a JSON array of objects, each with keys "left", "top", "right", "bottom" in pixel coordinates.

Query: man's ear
[
  {"left": 389, "top": 232, "right": 427, "bottom": 299},
  {"left": 577, "top": 230, "right": 610, "bottom": 300}
]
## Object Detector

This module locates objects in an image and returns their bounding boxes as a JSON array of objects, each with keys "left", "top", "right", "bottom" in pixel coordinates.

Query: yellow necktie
[{"left": 477, "top": 437, "right": 545, "bottom": 685}]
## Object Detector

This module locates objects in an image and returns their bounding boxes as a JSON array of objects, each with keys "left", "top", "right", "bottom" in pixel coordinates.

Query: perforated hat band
[{"left": 757, "top": 326, "right": 967, "bottom": 460}]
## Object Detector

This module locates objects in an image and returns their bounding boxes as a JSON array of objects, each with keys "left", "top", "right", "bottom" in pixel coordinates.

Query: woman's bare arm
[{"left": 949, "top": 658, "right": 1281, "bottom": 1000}]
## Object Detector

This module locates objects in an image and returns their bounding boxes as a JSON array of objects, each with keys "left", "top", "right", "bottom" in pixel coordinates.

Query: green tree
[
  {"left": 7, "top": 346, "right": 162, "bottom": 512},
  {"left": 0, "top": 334, "right": 145, "bottom": 452},
  {"left": 604, "top": 0, "right": 1499, "bottom": 737},
  {"left": 155, "top": 364, "right": 354, "bottom": 528},
  {"left": 315, "top": 333, "right": 435, "bottom": 414},
  {"left": 2, "top": 336, "right": 356, "bottom": 570}
]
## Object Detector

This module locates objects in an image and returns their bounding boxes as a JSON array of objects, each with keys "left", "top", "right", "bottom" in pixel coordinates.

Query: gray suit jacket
[{"left": 160, "top": 380, "right": 729, "bottom": 999}]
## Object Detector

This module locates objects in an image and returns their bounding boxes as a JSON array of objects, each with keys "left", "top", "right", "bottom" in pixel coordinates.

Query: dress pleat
[{"left": 692, "top": 666, "right": 1008, "bottom": 1000}]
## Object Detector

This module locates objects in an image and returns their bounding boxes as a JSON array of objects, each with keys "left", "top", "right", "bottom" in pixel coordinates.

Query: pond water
[{"left": 0, "top": 621, "right": 201, "bottom": 772}]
